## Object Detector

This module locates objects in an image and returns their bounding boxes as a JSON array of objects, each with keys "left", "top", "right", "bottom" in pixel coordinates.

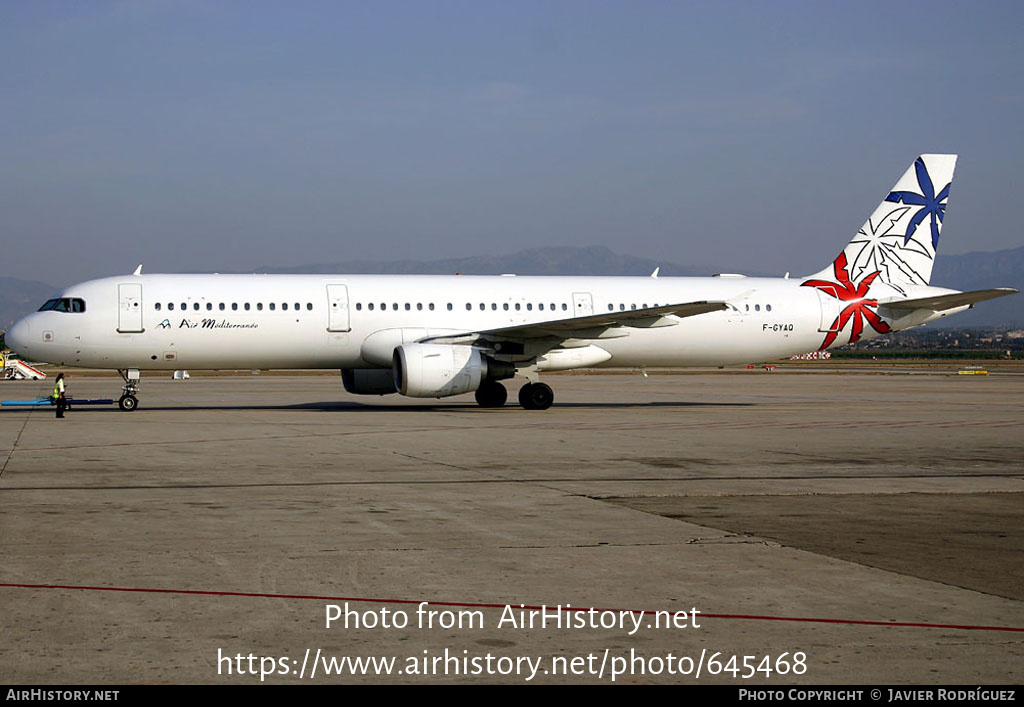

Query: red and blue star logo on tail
[{"left": 801, "top": 253, "right": 892, "bottom": 350}]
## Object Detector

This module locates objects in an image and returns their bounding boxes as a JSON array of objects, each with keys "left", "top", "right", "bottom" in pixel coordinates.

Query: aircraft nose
[{"left": 5, "top": 317, "right": 31, "bottom": 354}]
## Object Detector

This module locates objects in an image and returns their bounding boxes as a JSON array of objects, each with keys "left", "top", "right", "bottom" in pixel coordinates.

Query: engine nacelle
[
  {"left": 341, "top": 368, "right": 398, "bottom": 395},
  {"left": 393, "top": 344, "right": 514, "bottom": 398}
]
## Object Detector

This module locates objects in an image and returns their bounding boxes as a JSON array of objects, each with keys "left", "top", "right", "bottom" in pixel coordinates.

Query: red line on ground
[{"left": 1, "top": 582, "right": 1020, "bottom": 633}]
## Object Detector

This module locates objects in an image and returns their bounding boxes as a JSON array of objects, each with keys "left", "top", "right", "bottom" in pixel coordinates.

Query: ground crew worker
[{"left": 53, "top": 373, "right": 67, "bottom": 419}]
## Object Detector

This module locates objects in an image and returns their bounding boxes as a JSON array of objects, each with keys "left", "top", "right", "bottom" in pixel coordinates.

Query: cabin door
[
  {"left": 815, "top": 286, "right": 841, "bottom": 332},
  {"left": 326, "top": 284, "right": 351, "bottom": 332},
  {"left": 572, "top": 292, "right": 594, "bottom": 318},
  {"left": 117, "top": 283, "right": 144, "bottom": 333}
]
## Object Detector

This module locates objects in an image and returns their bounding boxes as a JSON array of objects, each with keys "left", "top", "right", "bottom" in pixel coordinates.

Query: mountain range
[{"left": 2, "top": 245, "right": 1021, "bottom": 333}]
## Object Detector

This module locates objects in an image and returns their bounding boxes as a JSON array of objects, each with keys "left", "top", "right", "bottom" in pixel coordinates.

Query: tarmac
[{"left": 0, "top": 369, "right": 1021, "bottom": 684}]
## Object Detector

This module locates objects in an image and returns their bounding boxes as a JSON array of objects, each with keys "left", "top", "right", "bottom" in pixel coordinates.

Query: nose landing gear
[{"left": 117, "top": 369, "right": 140, "bottom": 411}]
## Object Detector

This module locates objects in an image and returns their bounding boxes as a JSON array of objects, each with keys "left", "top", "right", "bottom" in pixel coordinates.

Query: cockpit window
[{"left": 37, "top": 298, "right": 85, "bottom": 313}]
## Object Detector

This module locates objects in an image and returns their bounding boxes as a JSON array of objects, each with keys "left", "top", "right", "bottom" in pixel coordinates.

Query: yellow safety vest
[{"left": 53, "top": 379, "right": 64, "bottom": 398}]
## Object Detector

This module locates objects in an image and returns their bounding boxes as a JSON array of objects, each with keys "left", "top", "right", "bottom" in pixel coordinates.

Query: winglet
[
  {"left": 133, "top": 264, "right": 143, "bottom": 276},
  {"left": 650, "top": 267, "right": 660, "bottom": 278}
]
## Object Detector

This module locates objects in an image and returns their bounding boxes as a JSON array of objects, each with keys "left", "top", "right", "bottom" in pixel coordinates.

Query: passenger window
[
  {"left": 356, "top": 303, "right": 362, "bottom": 311},
  {"left": 417, "top": 303, "right": 423, "bottom": 311},
  {"left": 368, "top": 303, "right": 374, "bottom": 311},
  {"left": 447, "top": 303, "right": 452, "bottom": 311},
  {"left": 550, "top": 303, "right": 555, "bottom": 311},
  {"left": 466, "top": 303, "right": 471, "bottom": 311},
  {"left": 194, "top": 303, "right": 200, "bottom": 311},
  {"left": 206, "top": 303, "right": 212, "bottom": 311},
  {"left": 406, "top": 303, "right": 411, "bottom": 311},
  {"left": 562, "top": 304, "right": 567, "bottom": 311},
  {"left": 295, "top": 303, "right": 300, "bottom": 311},
  {"left": 219, "top": 303, "right": 225, "bottom": 311},
  {"left": 491, "top": 303, "right": 497, "bottom": 310},
  {"left": 155, "top": 303, "right": 162, "bottom": 311},
  {"left": 755, "top": 304, "right": 761, "bottom": 312},
  {"left": 766, "top": 304, "right": 772, "bottom": 312},
  {"left": 244, "top": 303, "right": 251, "bottom": 311},
  {"left": 232, "top": 303, "right": 238, "bottom": 311},
  {"left": 479, "top": 303, "right": 485, "bottom": 311},
  {"left": 539, "top": 303, "right": 544, "bottom": 311},
  {"left": 503, "top": 303, "right": 509, "bottom": 311},
  {"left": 180, "top": 302, "right": 186, "bottom": 310},
  {"left": 429, "top": 303, "right": 435, "bottom": 311},
  {"left": 283, "top": 303, "right": 289, "bottom": 311},
  {"left": 257, "top": 303, "right": 263, "bottom": 311},
  {"left": 608, "top": 304, "right": 614, "bottom": 311},
  {"left": 307, "top": 303, "right": 312, "bottom": 310},
  {"left": 515, "top": 303, "right": 521, "bottom": 311},
  {"left": 527, "top": 304, "right": 532, "bottom": 311},
  {"left": 169, "top": 303, "right": 175, "bottom": 311},
  {"left": 392, "top": 303, "right": 398, "bottom": 311},
  {"left": 270, "top": 303, "right": 276, "bottom": 311}
]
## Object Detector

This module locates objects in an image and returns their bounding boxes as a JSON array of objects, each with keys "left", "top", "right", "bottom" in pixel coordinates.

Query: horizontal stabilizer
[{"left": 880, "top": 288, "right": 1018, "bottom": 312}]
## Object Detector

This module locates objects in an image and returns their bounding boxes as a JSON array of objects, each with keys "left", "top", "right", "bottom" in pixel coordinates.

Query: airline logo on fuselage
[{"left": 169, "top": 318, "right": 259, "bottom": 330}]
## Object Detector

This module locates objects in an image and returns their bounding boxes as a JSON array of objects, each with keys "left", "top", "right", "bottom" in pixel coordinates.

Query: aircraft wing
[
  {"left": 879, "top": 288, "right": 1018, "bottom": 312},
  {"left": 425, "top": 300, "right": 730, "bottom": 344}
]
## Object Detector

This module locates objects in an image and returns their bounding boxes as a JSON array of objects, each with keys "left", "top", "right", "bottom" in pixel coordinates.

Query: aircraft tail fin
[{"left": 807, "top": 154, "right": 957, "bottom": 292}]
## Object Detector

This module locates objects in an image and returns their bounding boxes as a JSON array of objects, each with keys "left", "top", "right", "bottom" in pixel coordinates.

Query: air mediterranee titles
[{"left": 157, "top": 317, "right": 259, "bottom": 330}]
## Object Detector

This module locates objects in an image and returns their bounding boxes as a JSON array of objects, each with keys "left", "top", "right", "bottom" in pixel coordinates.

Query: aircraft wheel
[
  {"left": 518, "top": 382, "right": 554, "bottom": 410},
  {"left": 118, "top": 395, "right": 139, "bottom": 412},
  {"left": 475, "top": 380, "right": 508, "bottom": 408}
]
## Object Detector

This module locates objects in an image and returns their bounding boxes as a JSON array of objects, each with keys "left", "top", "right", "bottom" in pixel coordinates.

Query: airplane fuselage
[{"left": 8, "top": 272, "right": 881, "bottom": 371}]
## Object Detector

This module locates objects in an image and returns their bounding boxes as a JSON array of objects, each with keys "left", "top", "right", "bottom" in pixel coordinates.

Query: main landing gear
[
  {"left": 117, "top": 369, "right": 140, "bottom": 411},
  {"left": 518, "top": 382, "right": 554, "bottom": 410},
  {"left": 475, "top": 380, "right": 508, "bottom": 408},
  {"left": 474, "top": 380, "right": 555, "bottom": 410}
]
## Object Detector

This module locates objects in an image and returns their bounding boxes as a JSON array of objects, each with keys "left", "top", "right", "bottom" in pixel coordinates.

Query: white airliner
[{"left": 4, "top": 155, "right": 1016, "bottom": 411}]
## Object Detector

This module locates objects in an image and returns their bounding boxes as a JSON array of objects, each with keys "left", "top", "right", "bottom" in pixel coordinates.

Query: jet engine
[
  {"left": 393, "top": 343, "right": 514, "bottom": 398},
  {"left": 341, "top": 368, "right": 398, "bottom": 395}
]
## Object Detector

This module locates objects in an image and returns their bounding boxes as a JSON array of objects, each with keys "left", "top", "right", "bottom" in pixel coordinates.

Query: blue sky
[{"left": 2, "top": 1, "right": 1022, "bottom": 284}]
